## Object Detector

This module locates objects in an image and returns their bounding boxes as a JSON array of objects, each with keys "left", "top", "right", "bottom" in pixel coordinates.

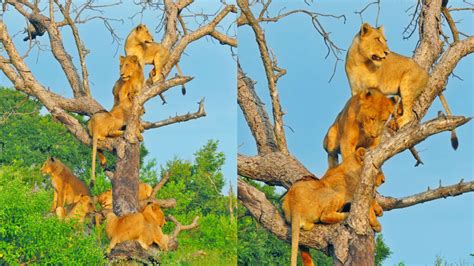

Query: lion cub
[
  {"left": 346, "top": 23, "right": 458, "bottom": 149},
  {"left": 55, "top": 194, "right": 95, "bottom": 223},
  {"left": 98, "top": 182, "right": 153, "bottom": 210},
  {"left": 106, "top": 202, "right": 168, "bottom": 253},
  {"left": 323, "top": 88, "right": 396, "bottom": 168},
  {"left": 41, "top": 157, "right": 91, "bottom": 212},
  {"left": 125, "top": 24, "right": 185, "bottom": 89},
  {"left": 282, "top": 148, "right": 384, "bottom": 266},
  {"left": 88, "top": 55, "right": 144, "bottom": 187}
]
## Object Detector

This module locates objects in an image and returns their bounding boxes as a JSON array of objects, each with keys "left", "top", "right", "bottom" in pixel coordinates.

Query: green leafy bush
[{"left": 0, "top": 165, "right": 106, "bottom": 264}]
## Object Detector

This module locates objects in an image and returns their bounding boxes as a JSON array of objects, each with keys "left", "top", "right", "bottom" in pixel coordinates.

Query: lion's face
[
  {"left": 134, "top": 24, "right": 154, "bottom": 44},
  {"left": 98, "top": 190, "right": 112, "bottom": 209},
  {"left": 77, "top": 195, "right": 95, "bottom": 214},
  {"left": 359, "top": 89, "right": 395, "bottom": 138},
  {"left": 358, "top": 23, "right": 389, "bottom": 67},
  {"left": 119, "top": 55, "right": 141, "bottom": 81},
  {"left": 41, "top": 157, "right": 57, "bottom": 175}
]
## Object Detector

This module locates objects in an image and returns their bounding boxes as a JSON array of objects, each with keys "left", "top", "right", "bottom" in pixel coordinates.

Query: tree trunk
[
  {"left": 333, "top": 234, "right": 374, "bottom": 266},
  {"left": 112, "top": 140, "right": 140, "bottom": 216}
]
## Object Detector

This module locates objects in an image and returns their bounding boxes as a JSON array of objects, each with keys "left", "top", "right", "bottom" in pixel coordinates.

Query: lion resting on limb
[
  {"left": 105, "top": 202, "right": 168, "bottom": 253},
  {"left": 323, "top": 88, "right": 396, "bottom": 168},
  {"left": 98, "top": 182, "right": 153, "bottom": 211},
  {"left": 282, "top": 148, "right": 384, "bottom": 266},
  {"left": 88, "top": 55, "right": 145, "bottom": 187},
  {"left": 125, "top": 24, "right": 186, "bottom": 99},
  {"left": 346, "top": 22, "right": 458, "bottom": 148},
  {"left": 41, "top": 157, "right": 91, "bottom": 213}
]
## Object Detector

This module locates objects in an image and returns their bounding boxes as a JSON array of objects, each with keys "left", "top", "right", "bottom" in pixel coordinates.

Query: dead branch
[
  {"left": 377, "top": 179, "right": 474, "bottom": 211},
  {"left": 238, "top": 0, "right": 288, "bottom": 154},
  {"left": 151, "top": 172, "right": 170, "bottom": 198},
  {"left": 237, "top": 65, "right": 278, "bottom": 154},
  {"left": 166, "top": 215, "right": 200, "bottom": 251},
  {"left": 142, "top": 99, "right": 206, "bottom": 130},
  {"left": 442, "top": 6, "right": 460, "bottom": 43},
  {"left": 140, "top": 198, "right": 177, "bottom": 209},
  {"left": 238, "top": 153, "right": 313, "bottom": 188}
]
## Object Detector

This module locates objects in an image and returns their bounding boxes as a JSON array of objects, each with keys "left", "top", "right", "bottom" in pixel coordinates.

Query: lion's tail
[
  {"left": 90, "top": 134, "right": 98, "bottom": 188},
  {"left": 438, "top": 93, "right": 459, "bottom": 150},
  {"left": 291, "top": 213, "right": 301, "bottom": 266}
]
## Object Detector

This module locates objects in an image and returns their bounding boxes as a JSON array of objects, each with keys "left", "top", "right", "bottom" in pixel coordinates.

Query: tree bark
[
  {"left": 112, "top": 141, "right": 140, "bottom": 216},
  {"left": 333, "top": 234, "right": 374, "bottom": 266}
]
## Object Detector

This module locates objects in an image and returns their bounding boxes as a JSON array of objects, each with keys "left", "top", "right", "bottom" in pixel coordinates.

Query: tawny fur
[
  {"left": 282, "top": 148, "right": 384, "bottom": 266},
  {"left": 87, "top": 56, "right": 144, "bottom": 187},
  {"left": 55, "top": 194, "right": 95, "bottom": 223},
  {"left": 323, "top": 88, "right": 396, "bottom": 168},
  {"left": 105, "top": 202, "right": 169, "bottom": 253},
  {"left": 125, "top": 24, "right": 185, "bottom": 85},
  {"left": 345, "top": 22, "right": 457, "bottom": 141},
  {"left": 98, "top": 183, "right": 153, "bottom": 210},
  {"left": 41, "top": 157, "right": 91, "bottom": 212}
]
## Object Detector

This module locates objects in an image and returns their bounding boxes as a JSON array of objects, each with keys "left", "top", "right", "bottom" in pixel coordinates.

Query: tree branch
[
  {"left": 238, "top": 153, "right": 313, "bottom": 188},
  {"left": 166, "top": 215, "right": 200, "bottom": 251},
  {"left": 238, "top": 0, "right": 288, "bottom": 154},
  {"left": 150, "top": 172, "right": 170, "bottom": 198},
  {"left": 142, "top": 99, "right": 205, "bottom": 130},
  {"left": 378, "top": 179, "right": 474, "bottom": 211},
  {"left": 237, "top": 65, "right": 278, "bottom": 154}
]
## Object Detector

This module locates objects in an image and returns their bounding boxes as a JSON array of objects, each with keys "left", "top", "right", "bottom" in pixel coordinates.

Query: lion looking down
[
  {"left": 345, "top": 23, "right": 458, "bottom": 148},
  {"left": 323, "top": 88, "right": 396, "bottom": 168}
]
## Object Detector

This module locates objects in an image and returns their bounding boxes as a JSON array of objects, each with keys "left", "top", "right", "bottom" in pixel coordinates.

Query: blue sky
[
  {"left": 238, "top": 1, "right": 473, "bottom": 265},
  {"left": 0, "top": 2, "right": 237, "bottom": 194}
]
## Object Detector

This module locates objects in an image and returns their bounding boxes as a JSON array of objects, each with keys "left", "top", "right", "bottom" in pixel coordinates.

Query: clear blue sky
[
  {"left": 238, "top": 1, "right": 473, "bottom": 265},
  {"left": 0, "top": 2, "right": 237, "bottom": 194}
]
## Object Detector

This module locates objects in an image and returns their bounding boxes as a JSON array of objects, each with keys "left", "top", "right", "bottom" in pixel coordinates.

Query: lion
[
  {"left": 105, "top": 202, "right": 169, "bottom": 253},
  {"left": 55, "top": 194, "right": 95, "bottom": 223},
  {"left": 112, "top": 55, "right": 145, "bottom": 108},
  {"left": 125, "top": 24, "right": 186, "bottom": 92},
  {"left": 346, "top": 22, "right": 458, "bottom": 148},
  {"left": 323, "top": 88, "right": 396, "bottom": 168},
  {"left": 282, "top": 148, "right": 384, "bottom": 266},
  {"left": 98, "top": 182, "right": 153, "bottom": 210},
  {"left": 41, "top": 157, "right": 91, "bottom": 212},
  {"left": 88, "top": 55, "right": 145, "bottom": 187}
]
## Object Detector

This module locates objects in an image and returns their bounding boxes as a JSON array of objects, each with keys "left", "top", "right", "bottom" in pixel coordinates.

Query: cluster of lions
[
  {"left": 41, "top": 157, "right": 170, "bottom": 252},
  {"left": 40, "top": 24, "right": 182, "bottom": 253},
  {"left": 283, "top": 23, "right": 455, "bottom": 266},
  {"left": 88, "top": 24, "right": 184, "bottom": 187}
]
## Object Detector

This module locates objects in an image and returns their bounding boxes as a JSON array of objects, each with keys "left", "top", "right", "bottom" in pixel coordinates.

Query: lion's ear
[
  {"left": 50, "top": 157, "right": 55, "bottom": 162},
  {"left": 360, "top": 23, "right": 372, "bottom": 36},
  {"left": 355, "top": 147, "right": 366, "bottom": 164},
  {"left": 135, "top": 24, "right": 143, "bottom": 31},
  {"left": 119, "top": 55, "right": 125, "bottom": 64},
  {"left": 377, "top": 26, "right": 385, "bottom": 35}
]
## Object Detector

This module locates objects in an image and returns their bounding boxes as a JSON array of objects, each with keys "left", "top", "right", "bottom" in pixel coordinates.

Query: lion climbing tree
[
  {"left": 237, "top": 0, "right": 473, "bottom": 265},
  {"left": 0, "top": 0, "right": 236, "bottom": 259}
]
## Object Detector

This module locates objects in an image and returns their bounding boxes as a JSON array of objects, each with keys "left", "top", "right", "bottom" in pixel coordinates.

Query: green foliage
[
  {"left": 0, "top": 165, "right": 106, "bottom": 264},
  {"left": 375, "top": 234, "right": 391, "bottom": 266},
  {"left": 158, "top": 140, "right": 227, "bottom": 216}
]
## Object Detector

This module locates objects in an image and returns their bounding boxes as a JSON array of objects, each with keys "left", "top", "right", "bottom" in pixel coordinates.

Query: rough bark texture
[{"left": 112, "top": 141, "right": 140, "bottom": 216}]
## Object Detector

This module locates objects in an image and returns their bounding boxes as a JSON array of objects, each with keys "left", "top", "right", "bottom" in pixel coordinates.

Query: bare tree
[
  {"left": 237, "top": 0, "right": 473, "bottom": 264},
  {"left": 0, "top": 0, "right": 236, "bottom": 261}
]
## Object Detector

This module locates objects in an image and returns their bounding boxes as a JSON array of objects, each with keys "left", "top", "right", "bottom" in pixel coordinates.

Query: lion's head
[
  {"left": 358, "top": 89, "right": 395, "bottom": 139},
  {"left": 98, "top": 190, "right": 112, "bottom": 210},
  {"left": 357, "top": 23, "right": 390, "bottom": 67},
  {"left": 40, "top": 157, "right": 62, "bottom": 175},
  {"left": 76, "top": 194, "right": 95, "bottom": 215},
  {"left": 143, "top": 202, "right": 166, "bottom": 227},
  {"left": 132, "top": 24, "right": 154, "bottom": 44},
  {"left": 119, "top": 55, "right": 141, "bottom": 81}
]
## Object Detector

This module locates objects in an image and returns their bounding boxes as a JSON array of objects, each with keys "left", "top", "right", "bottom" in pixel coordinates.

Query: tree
[
  {"left": 237, "top": 0, "right": 473, "bottom": 265},
  {"left": 0, "top": 0, "right": 236, "bottom": 260}
]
